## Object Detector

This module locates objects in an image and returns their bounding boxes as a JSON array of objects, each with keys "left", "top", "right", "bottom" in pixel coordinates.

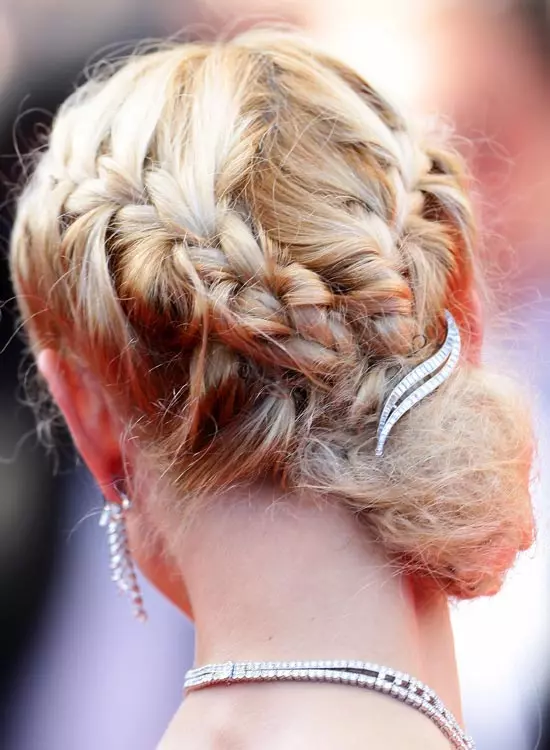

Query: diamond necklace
[{"left": 184, "top": 659, "right": 475, "bottom": 749}]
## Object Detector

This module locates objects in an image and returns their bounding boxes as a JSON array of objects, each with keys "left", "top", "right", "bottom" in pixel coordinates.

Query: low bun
[{"left": 295, "top": 367, "right": 534, "bottom": 598}]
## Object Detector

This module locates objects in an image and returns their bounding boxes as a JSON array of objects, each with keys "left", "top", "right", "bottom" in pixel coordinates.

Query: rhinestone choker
[{"left": 184, "top": 659, "right": 475, "bottom": 749}]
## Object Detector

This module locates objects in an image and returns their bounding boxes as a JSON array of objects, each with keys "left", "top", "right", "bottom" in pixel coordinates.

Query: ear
[
  {"left": 38, "top": 349, "right": 194, "bottom": 618},
  {"left": 451, "top": 286, "right": 483, "bottom": 366},
  {"left": 38, "top": 349, "right": 123, "bottom": 502},
  {"left": 463, "top": 287, "right": 483, "bottom": 365}
]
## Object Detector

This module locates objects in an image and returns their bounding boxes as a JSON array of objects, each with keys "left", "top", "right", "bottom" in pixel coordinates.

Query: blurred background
[{"left": 1, "top": 1, "right": 549, "bottom": 748}]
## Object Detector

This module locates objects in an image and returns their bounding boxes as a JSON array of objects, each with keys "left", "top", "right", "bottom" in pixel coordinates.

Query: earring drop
[{"left": 99, "top": 489, "right": 147, "bottom": 622}]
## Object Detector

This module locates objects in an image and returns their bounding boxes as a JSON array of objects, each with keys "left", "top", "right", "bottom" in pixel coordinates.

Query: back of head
[{"left": 10, "top": 30, "right": 534, "bottom": 599}]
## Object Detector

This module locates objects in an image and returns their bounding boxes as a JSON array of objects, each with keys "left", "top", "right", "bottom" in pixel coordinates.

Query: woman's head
[{"left": 10, "top": 30, "right": 533, "bottom": 601}]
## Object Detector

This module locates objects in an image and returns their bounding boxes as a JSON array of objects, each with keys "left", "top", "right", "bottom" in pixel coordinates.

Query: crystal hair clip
[{"left": 375, "top": 310, "right": 461, "bottom": 457}]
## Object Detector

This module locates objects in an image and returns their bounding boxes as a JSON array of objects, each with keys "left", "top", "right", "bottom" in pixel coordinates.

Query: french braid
[{"left": 11, "top": 31, "right": 533, "bottom": 598}]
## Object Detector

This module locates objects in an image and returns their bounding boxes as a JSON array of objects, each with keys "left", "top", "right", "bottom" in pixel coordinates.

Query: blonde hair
[{"left": 11, "top": 30, "right": 534, "bottom": 598}]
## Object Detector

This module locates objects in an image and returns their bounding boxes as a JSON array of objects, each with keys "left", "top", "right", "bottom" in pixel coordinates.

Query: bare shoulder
[{"left": 158, "top": 685, "right": 452, "bottom": 750}]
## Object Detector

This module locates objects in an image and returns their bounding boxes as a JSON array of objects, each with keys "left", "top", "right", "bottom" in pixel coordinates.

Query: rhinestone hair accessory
[
  {"left": 184, "top": 659, "right": 475, "bottom": 749},
  {"left": 376, "top": 310, "right": 461, "bottom": 457},
  {"left": 99, "top": 489, "right": 147, "bottom": 622}
]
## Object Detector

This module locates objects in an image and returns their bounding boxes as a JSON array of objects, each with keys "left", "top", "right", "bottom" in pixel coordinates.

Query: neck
[{"left": 160, "top": 487, "right": 462, "bottom": 749}]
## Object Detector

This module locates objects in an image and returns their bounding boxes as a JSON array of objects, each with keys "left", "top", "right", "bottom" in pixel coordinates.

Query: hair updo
[{"left": 10, "top": 30, "right": 534, "bottom": 598}]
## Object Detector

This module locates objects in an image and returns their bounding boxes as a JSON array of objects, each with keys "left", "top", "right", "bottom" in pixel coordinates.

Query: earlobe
[{"left": 37, "top": 348, "right": 124, "bottom": 501}]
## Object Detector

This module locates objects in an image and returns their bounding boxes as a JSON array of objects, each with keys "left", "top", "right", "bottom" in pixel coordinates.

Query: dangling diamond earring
[{"left": 99, "top": 487, "right": 147, "bottom": 622}]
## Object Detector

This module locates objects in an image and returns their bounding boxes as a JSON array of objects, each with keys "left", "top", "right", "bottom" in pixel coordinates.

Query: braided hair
[{"left": 11, "top": 31, "right": 534, "bottom": 598}]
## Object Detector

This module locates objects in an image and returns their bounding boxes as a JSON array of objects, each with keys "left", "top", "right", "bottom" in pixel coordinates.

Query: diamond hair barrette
[{"left": 375, "top": 310, "right": 461, "bottom": 457}]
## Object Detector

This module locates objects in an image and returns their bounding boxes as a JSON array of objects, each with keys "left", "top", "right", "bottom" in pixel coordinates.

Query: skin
[{"left": 38, "top": 345, "right": 470, "bottom": 749}]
